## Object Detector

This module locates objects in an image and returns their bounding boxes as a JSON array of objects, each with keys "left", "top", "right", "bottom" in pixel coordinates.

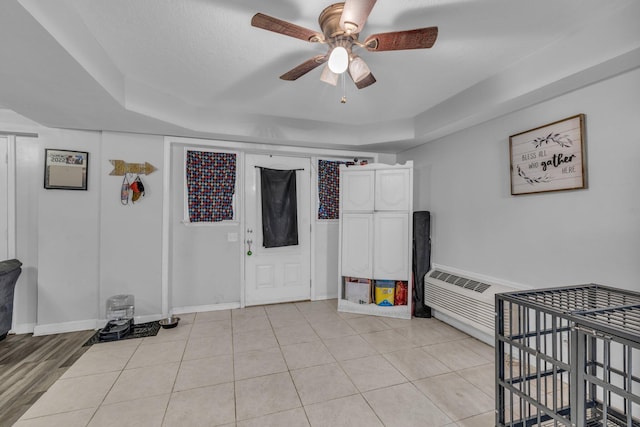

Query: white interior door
[
  {"left": 244, "top": 154, "right": 311, "bottom": 306},
  {"left": 0, "top": 136, "right": 8, "bottom": 260}
]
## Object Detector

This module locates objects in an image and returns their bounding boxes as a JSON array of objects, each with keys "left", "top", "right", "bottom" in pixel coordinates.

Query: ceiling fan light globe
[
  {"left": 328, "top": 46, "right": 349, "bottom": 74},
  {"left": 349, "top": 56, "right": 370, "bottom": 82},
  {"left": 320, "top": 64, "right": 339, "bottom": 86}
]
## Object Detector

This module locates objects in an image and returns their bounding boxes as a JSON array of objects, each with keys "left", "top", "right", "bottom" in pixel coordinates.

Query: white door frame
[
  {"left": 0, "top": 135, "right": 16, "bottom": 260},
  {"left": 2, "top": 135, "right": 16, "bottom": 260}
]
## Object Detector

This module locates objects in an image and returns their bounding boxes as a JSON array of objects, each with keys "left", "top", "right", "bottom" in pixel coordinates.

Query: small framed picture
[
  {"left": 44, "top": 149, "right": 89, "bottom": 190},
  {"left": 510, "top": 114, "right": 586, "bottom": 195}
]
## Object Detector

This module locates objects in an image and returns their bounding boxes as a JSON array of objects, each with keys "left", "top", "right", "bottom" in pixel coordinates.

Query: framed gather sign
[
  {"left": 510, "top": 114, "right": 586, "bottom": 195},
  {"left": 44, "top": 149, "right": 89, "bottom": 190}
]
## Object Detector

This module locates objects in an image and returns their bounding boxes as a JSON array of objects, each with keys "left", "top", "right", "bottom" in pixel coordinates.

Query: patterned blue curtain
[{"left": 186, "top": 151, "right": 236, "bottom": 222}]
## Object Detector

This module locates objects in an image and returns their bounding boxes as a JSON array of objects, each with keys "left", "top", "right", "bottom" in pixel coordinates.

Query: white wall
[
  {"left": 99, "top": 132, "right": 164, "bottom": 320},
  {"left": 2, "top": 110, "right": 168, "bottom": 333},
  {"left": 35, "top": 128, "right": 101, "bottom": 333},
  {"left": 313, "top": 221, "right": 340, "bottom": 299},
  {"left": 398, "top": 67, "right": 640, "bottom": 291},
  {"left": 169, "top": 144, "right": 242, "bottom": 310},
  {"left": 14, "top": 137, "right": 39, "bottom": 332}
]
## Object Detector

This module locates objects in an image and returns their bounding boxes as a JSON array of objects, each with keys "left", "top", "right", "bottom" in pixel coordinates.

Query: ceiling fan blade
[
  {"left": 364, "top": 27, "right": 438, "bottom": 51},
  {"left": 251, "top": 13, "right": 323, "bottom": 42},
  {"left": 340, "top": 0, "right": 377, "bottom": 34},
  {"left": 280, "top": 55, "right": 328, "bottom": 81}
]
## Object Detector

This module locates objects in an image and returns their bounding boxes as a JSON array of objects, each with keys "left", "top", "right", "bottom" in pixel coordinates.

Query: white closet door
[
  {"left": 340, "top": 170, "right": 374, "bottom": 212},
  {"left": 374, "top": 168, "right": 411, "bottom": 211},
  {"left": 340, "top": 213, "right": 373, "bottom": 278},
  {"left": 373, "top": 212, "right": 409, "bottom": 280}
]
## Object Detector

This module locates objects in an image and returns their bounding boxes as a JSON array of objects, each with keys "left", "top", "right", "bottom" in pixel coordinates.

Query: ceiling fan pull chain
[{"left": 341, "top": 73, "right": 347, "bottom": 104}]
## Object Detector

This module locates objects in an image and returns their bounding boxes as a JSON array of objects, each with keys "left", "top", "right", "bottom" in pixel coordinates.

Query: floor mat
[{"left": 83, "top": 321, "right": 160, "bottom": 346}]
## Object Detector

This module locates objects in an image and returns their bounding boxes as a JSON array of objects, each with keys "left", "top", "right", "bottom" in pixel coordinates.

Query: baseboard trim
[
  {"left": 432, "top": 309, "right": 494, "bottom": 347},
  {"left": 171, "top": 302, "right": 241, "bottom": 315},
  {"left": 312, "top": 294, "right": 336, "bottom": 301},
  {"left": 10, "top": 322, "right": 36, "bottom": 335},
  {"left": 30, "top": 297, "right": 339, "bottom": 335},
  {"left": 134, "top": 314, "right": 164, "bottom": 324},
  {"left": 33, "top": 319, "right": 98, "bottom": 336}
]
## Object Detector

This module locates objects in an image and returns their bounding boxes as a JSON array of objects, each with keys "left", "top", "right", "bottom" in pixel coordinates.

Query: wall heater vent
[
  {"left": 425, "top": 268, "right": 518, "bottom": 338},
  {"left": 428, "top": 270, "right": 491, "bottom": 294}
]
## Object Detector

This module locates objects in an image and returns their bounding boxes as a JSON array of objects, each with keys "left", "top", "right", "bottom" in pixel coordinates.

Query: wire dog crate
[{"left": 496, "top": 284, "right": 640, "bottom": 426}]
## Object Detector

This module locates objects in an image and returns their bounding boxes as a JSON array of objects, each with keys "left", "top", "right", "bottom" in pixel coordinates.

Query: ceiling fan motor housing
[{"left": 319, "top": 3, "right": 359, "bottom": 40}]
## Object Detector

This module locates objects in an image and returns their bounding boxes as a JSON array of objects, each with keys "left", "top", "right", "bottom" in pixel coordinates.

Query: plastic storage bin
[{"left": 106, "top": 294, "right": 135, "bottom": 322}]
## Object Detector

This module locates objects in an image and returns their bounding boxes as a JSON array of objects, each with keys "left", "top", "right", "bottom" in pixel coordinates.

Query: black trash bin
[{"left": 0, "top": 259, "right": 22, "bottom": 340}]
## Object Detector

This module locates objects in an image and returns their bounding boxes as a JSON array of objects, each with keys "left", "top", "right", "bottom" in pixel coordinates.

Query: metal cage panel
[{"left": 497, "top": 285, "right": 640, "bottom": 427}]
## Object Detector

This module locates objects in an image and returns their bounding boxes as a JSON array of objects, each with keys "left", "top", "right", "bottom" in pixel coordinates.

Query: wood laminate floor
[{"left": 0, "top": 330, "right": 95, "bottom": 427}]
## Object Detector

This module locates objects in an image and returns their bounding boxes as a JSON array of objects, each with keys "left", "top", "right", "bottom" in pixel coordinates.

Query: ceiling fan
[{"left": 251, "top": 0, "right": 438, "bottom": 90}]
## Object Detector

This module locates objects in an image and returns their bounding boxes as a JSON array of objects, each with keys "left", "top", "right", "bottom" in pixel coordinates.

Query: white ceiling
[{"left": 0, "top": 0, "right": 639, "bottom": 152}]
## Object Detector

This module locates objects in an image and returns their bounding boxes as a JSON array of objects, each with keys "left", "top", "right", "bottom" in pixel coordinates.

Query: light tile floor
[{"left": 15, "top": 299, "right": 496, "bottom": 427}]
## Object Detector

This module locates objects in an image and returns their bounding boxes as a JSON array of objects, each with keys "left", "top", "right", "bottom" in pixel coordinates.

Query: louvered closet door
[{"left": 373, "top": 212, "right": 409, "bottom": 280}]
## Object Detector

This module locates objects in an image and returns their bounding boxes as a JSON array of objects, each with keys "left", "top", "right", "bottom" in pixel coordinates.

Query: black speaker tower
[{"left": 412, "top": 211, "right": 432, "bottom": 318}]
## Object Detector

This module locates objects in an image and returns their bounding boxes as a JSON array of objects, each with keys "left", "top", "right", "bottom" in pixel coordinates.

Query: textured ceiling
[{"left": 0, "top": 0, "right": 639, "bottom": 152}]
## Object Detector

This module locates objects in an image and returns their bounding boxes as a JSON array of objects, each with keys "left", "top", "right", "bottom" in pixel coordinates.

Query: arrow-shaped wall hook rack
[{"left": 109, "top": 160, "right": 157, "bottom": 176}]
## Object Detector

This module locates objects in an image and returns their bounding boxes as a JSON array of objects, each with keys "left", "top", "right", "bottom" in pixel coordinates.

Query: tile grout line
[
  {"left": 284, "top": 303, "right": 313, "bottom": 426},
  {"left": 230, "top": 309, "right": 238, "bottom": 426},
  {"left": 159, "top": 317, "right": 194, "bottom": 427},
  {"left": 76, "top": 339, "right": 142, "bottom": 426}
]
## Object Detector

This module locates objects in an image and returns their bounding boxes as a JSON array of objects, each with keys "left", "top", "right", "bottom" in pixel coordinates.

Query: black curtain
[{"left": 260, "top": 168, "right": 299, "bottom": 248}]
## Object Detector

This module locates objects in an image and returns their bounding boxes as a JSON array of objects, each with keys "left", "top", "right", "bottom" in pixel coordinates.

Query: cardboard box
[{"left": 344, "top": 278, "right": 372, "bottom": 304}]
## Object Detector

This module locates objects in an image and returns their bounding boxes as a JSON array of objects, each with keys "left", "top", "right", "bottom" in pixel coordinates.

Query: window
[{"left": 184, "top": 148, "right": 237, "bottom": 223}]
